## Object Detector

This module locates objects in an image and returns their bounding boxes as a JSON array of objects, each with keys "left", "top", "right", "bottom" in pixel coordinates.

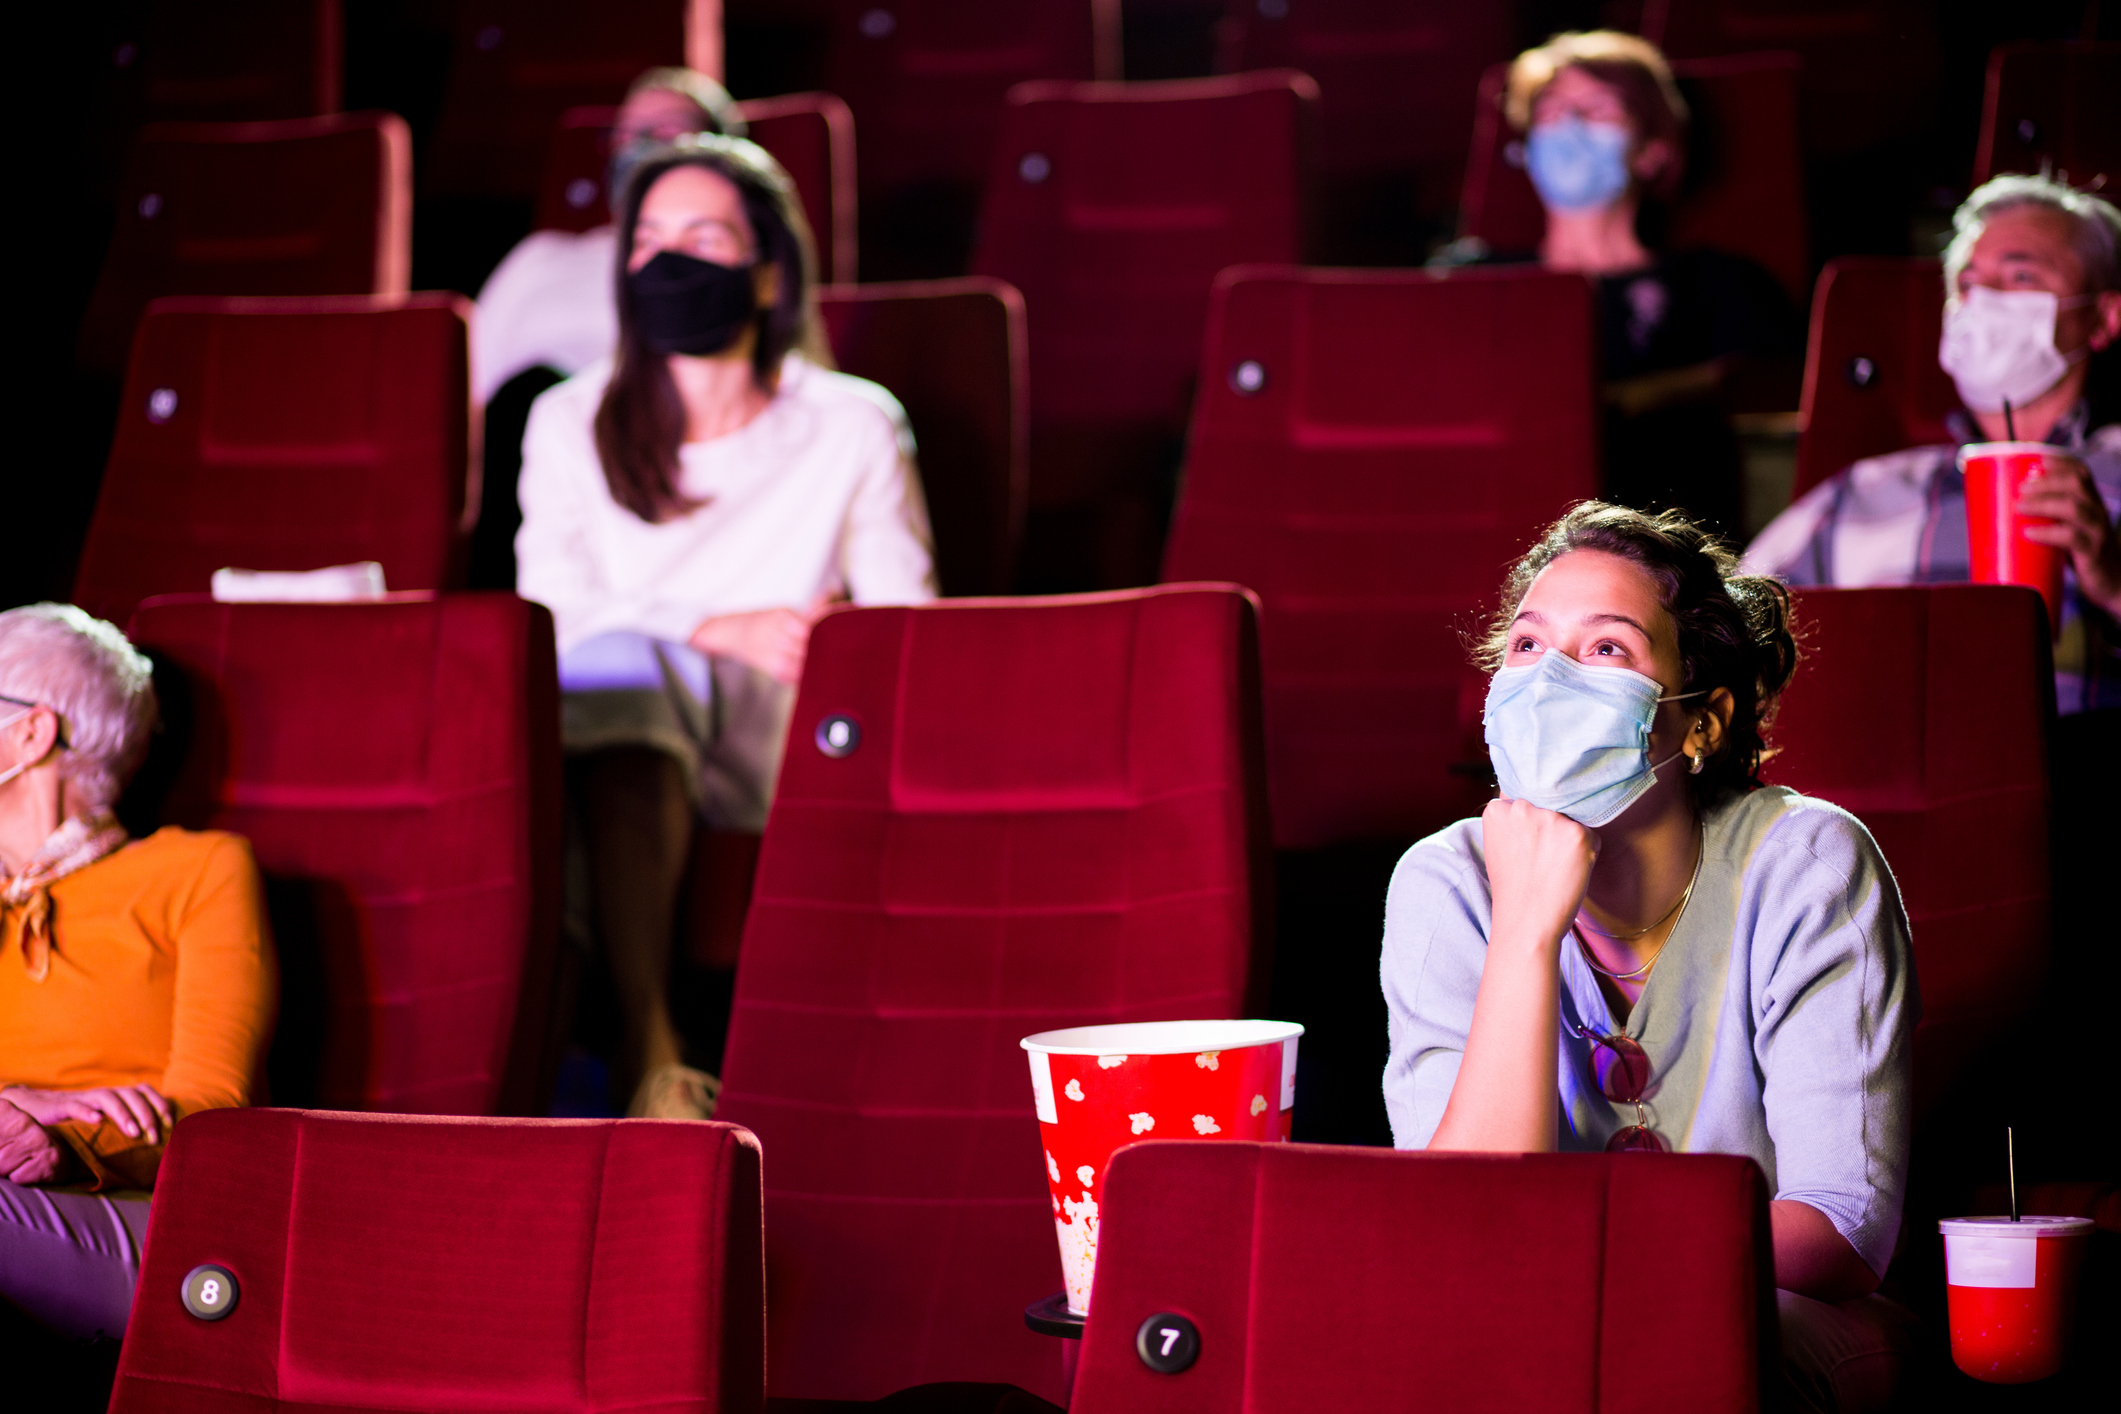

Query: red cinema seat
[
  {"left": 125, "top": 594, "right": 563, "bottom": 1117},
  {"left": 820, "top": 278, "right": 1028, "bottom": 596},
  {"left": 1163, "top": 266, "right": 1599, "bottom": 849},
  {"left": 534, "top": 93, "right": 860, "bottom": 282},
  {"left": 1765, "top": 585, "right": 2052, "bottom": 1122},
  {"left": 1792, "top": 258, "right": 1956, "bottom": 500},
  {"left": 1215, "top": 0, "right": 1514, "bottom": 243},
  {"left": 1072, "top": 1142, "right": 1773, "bottom": 1412},
  {"left": 715, "top": 586, "right": 1272, "bottom": 1403},
  {"left": 425, "top": 1, "right": 705, "bottom": 200},
  {"left": 1972, "top": 42, "right": 2121, "bottom": 189},
  {"left": 76, "top": 113, "right": 412, "bottom": 376},
  {"left": 74, "top": 295, "right": 474, "bottom": 627},
  {"left": 1460, "top": 51, "right": 1810, "bottom": 305},
  {"left": 124, "top": 0, "right": 343, "bottom": 122},
  {"left": 110, "top": 1109, "right": 764, "bottom": 1414},
  {"left": 970, "top": 72, "right": 1315, "bottom": 555},
  {"left": 823, "top": 0, "right": 1119, "bottom": 211}
]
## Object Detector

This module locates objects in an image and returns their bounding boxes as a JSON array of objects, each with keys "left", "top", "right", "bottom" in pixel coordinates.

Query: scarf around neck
[{"left": 1, "top": 813, "right": 130, "bottom": 982}]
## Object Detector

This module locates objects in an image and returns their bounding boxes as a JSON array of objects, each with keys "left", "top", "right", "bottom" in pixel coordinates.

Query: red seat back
[
  {"left": 1766, "top": 586, "right": 2052, "bottom": 1120},
  {"left": 716, "top": 586, "right": 1272, "bottom": 1403},
  {"left": 819, "top": 278, "right": 1027, "bottom": 596},
  {"left": 534, "top": 94, "right": 859, "bottom": 284},
  {"left": 1792, "top": 257, "right": 1957, "bottom": 500},
  {"left": 424, "top": 0, "right": 688, "bottom": 200},
  {"left": 1972, "top": 42, "right": 2121, "bottom": 188},
  {"left": 1215, "top": 0, "right": 1513, "bottom": 209},
  {"left": 77, "top": 113, "right": 412, "bottom": 376},
  {"left": 126, "top": 0, "right": 343, "bottom": 122},
  {"left": 971, "top": 72, "right": 1315, "bottom": 435},
  {"left": 823, "top": 0, "right": 1120, "bottom": 198},
  {"left": 111, "top": 1109, "right": 764, "bottom": 1414},
  {"left": 1073, "top": 1142, "right": 1772, "bottom": 1413},
  {"left": 75, "top": 295, "right": 473, "bottom": 627},
  {"left": 1163, "top": 266, "right": 1599, "bottom": 848},
  {"left": 1460, "top": 51, "right": 1809, "bottom": 304},
  {"left": 125, "top": 594, "right": 562, "bottom": 1118}
]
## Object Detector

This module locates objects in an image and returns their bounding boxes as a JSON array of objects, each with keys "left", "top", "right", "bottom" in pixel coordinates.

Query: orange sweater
[{"left": 0, "top": 827, "right": 274, "bottom": 1190}]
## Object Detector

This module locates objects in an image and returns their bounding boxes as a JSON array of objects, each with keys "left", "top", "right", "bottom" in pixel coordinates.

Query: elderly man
[{"left": 1743, "top": 174, "right": 2121, "bottom": 714}]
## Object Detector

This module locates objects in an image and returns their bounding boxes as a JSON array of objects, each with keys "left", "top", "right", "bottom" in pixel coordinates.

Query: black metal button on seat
[
  {"left": 1846, "top": 355, "right": 1878, "bottom": 389},
  {"left": 815, "top": 714, "right": 861, "bottom": 758},
  {"left": 1135, "top": 1311, "right": 1200, "bottom": 1373},
  {"left": 181, "top": 1263, "right": 239, "bottom": 1321},
  {"left": 1229, "top": 359, "right": 1266, "bottom": 395}
]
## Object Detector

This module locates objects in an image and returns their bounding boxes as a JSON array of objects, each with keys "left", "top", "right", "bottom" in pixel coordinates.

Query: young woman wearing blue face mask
[{"left": 1381, "top": 503, "right": 1920, "bottom": 1412}]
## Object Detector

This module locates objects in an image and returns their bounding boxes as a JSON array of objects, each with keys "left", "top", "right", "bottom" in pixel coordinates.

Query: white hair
[
  {"left": 0, "top": 604, "right": 158, "bottom": 813},
  {"left": 1944, "top": 173, "right": 2121, "bottom": 299}
]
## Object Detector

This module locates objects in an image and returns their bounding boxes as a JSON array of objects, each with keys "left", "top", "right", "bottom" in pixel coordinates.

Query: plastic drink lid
[
  {"left": 1939, "top": 1216, "right": 2095, "bottom": 1238},
  {"left": 1022, "top": 1019, "right": 1303, "bottom": 1055}
]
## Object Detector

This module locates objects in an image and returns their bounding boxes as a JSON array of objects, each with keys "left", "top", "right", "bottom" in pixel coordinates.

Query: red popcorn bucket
[
  {"left": 1959, "top": 441, "right": 2068, "bottom": 635},
  {"left": 1939, "top": 1216, "right": 2095, "bottom": 1383},
  {"left": 1023, "top": 1019, "right": 1302, "bottom": 1315}
]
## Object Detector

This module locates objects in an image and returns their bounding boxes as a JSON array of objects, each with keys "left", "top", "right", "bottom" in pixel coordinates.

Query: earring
[{"left": 1688, "top": 750, "right": 1705, "bottom": 775}]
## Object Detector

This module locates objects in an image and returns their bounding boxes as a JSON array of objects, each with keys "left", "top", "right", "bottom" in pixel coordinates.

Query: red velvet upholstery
[
  {"left": 534, "top": 94, "right": 860, "bottom": 284},
  {"left": 822, "top": 0, "right": 1120, "bottom": 202},
  {"left": 424, "top": 0, "right": 686, "bottom": 200},
  {"left": 1972, "top": 42, "right": 2121, "bottom": 188},
  {"left": 716, "top": 586, "right": 1272, "bottom": 1404},
  {"left": 76, "top": 113, "right": 412, "bottom": 376},
  {"left": 126, "top": 0, "right": 343, "bottom": 122},
  {"left": 74, "top": 295, "right": 473, "bottom": 627},
  {"left": 110, "top": 1109, "right": 764, "bottom": 1414},
  {"left": 125, "top": 594, "right": 563, "bottom": 1118},
  {"left": 1072, "top": 1142, "right": 1774, "bottom": 1413},
  {"left": 971, "top": 72, "right": 1313, "bottom": 441},
  {"left": 1460, "top": 52, "right": 1809, "bottom": 304},
  {"left": 819, "top": 279, "right": 1028, "bottom": 596},
  {"left": 1162, "top": 266, "right": 1599, "bottom": 848},
  {"left": 1792, "top": 258, "right": 1956, "bottom": 500},
  {"left": 1215, "top": 0, "right": 1513, "bottom": 216},
  {"left": 1765, "top": 586, "right": 2053, "bottom": 1120}
]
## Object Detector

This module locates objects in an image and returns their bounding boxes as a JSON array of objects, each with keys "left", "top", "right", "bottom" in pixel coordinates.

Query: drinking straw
[
  {"left": 2009, "top": 1127, "right": 2020, "bottom": 1222},
  {"left": 2004, "top": 398, "right": 2018, "bottom": 441}
]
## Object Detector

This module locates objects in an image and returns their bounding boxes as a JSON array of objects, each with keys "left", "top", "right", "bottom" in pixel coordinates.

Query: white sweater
[
  {"left": 516, "top": 353, "right": 937, "bottom": 654},
  {"left": 471, "top": 227, "right": 620, "bottom": 405}
]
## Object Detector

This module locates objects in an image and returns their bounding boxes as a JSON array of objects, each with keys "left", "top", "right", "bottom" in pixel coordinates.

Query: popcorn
[
  {"left": 1077, "top": 1165, "right": 1096, "bottom": 1188},
  {"left": 1195, "top": 1051, "right": 1220, "bottom": 1070},
  {"left": 1097, "top": 1055, "right": 1127, "bottom": 1069},
  {"left": 1251, "top": 1093, "right": 1268, "bottom": 1117},
  {"left": 1192, "top": 1114, "right": 1221, "bottom": 1135},
  {"left": 1129, "top": 1112, "right": 1156, "bottom": 1135},
  {"left": 1046, "top": 1150, "right": 1060, "bottom": 1183},
  {"left": 1059, "top": 1193, "right": 1101, "bottom": 1313},
  {"left": 1064, "top": 1078, "right": 1084, "bottom": 1102}
]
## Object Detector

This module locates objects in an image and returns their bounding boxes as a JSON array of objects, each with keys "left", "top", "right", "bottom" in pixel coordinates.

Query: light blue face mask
[
  {"left": 1525, "top": 118, "right": 1633, "bottom": 213},
  {"left": 1483, "top": 652, "right": 1701, "bottom": 827}
]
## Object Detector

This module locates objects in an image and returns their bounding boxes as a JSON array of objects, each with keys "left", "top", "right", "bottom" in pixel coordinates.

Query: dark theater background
[{"left": 7, "top": 3, "right": 2119, "bottom": 1413}]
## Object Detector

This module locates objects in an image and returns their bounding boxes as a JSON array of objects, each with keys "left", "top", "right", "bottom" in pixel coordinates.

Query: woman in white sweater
[{"left": 517, "top": 135, "right": 935, "bottom": 1119}]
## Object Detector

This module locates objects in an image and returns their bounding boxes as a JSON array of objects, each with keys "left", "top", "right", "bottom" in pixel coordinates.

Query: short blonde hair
[
  {"left": 0, "top": 604, "right": 157, "bottom": 814},
  {"left": 625, "top": 66, "right": 747, "bottom": 140},
  {"left": 1505, "top": 31, "right": 1689, "bottom": 200}
]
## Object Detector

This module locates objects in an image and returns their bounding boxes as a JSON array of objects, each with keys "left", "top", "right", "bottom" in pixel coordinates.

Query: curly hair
[{"left": 1476, "top": 502, "right": 1799, "bottom": 810}]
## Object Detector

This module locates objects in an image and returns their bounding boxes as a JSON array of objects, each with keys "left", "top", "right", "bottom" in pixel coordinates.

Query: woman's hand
[
  {"left": 2019, "top": 457, "right": 2121, "bottom": 618},
  {"left": 0, "top": 1083, "right": 174, "bottom": 1144},
  {"left": 0, "top": 1097, "right": 69, "bottom": 1184},
  {"left": 689, "top": 592, "right": 837, "bottom": 685},
  {"left": 1480, "top": 796, "right": 1600, "bottom": 956}
]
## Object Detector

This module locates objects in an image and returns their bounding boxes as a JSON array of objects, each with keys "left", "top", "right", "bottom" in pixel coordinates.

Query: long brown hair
[{"left": 594, "top": 136, "right": 826, "bottom": 522}]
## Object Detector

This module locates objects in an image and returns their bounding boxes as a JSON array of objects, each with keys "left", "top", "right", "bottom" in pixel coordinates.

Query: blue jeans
[{"left": 0, "top": 1181, "right": 151, "bottom": 1339}]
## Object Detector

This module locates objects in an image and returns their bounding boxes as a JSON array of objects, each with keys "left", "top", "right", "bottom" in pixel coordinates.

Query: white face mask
[{"left": 1937, "top": 285, "right": 2092, "bottom": 415}]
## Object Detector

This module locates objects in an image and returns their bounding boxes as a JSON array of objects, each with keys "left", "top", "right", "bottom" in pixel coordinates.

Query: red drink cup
[
  {"left": 1939, "top": 1216, "right": 2095, "bottom": 1383},
  {"left": 1959, "top": 442, "right": 2069, "bottom": 635},
  {"left": 1023, "top": 1019, "right": 1302, "bottom": 1315}
]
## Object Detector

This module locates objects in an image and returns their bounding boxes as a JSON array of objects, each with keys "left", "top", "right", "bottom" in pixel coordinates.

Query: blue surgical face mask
[
  {"left": 1483, "top": 652, "right": 1701, "bottom": 827},
  {"left": 1525, "top": 118, "right": 1633, "bottom": 213}
]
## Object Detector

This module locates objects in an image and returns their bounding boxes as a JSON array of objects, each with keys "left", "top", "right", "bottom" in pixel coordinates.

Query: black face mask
[{"left": 628, "top": 249, "right": 759, "bottom": 356}]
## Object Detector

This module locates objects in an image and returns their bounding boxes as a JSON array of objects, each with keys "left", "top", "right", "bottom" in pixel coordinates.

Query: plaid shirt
[{"left": 1742, "top": 403, "right": 2121, "bottom": 714}]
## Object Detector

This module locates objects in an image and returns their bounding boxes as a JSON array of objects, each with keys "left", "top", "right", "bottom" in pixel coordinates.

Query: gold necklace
[{"left": 1574, "top": 827, "right": 1704, "bottom": 980}]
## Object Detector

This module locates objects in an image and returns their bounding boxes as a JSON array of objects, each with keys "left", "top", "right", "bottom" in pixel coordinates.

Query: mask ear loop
[{"left": 1647, "top": 688, "right": 1710, "bottom": 778}]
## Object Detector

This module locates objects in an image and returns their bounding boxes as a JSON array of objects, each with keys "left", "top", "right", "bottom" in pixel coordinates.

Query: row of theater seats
[
  {"left": 114, "top": 576, "right": 2052, "bottom": 1401},
  {"left": 114, "top": 1112, "right": 1775, "bottom": 1411}
]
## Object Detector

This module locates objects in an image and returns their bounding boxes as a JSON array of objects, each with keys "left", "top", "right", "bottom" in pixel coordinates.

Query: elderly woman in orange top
[{"left": 0, "top": 604, "right": 273, "bottom": 1341}]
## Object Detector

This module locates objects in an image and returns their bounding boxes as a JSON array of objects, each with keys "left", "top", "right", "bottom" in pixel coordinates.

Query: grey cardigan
[{"left": 1380, "top": 785, "right": 1917, "bottom": 1275}]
